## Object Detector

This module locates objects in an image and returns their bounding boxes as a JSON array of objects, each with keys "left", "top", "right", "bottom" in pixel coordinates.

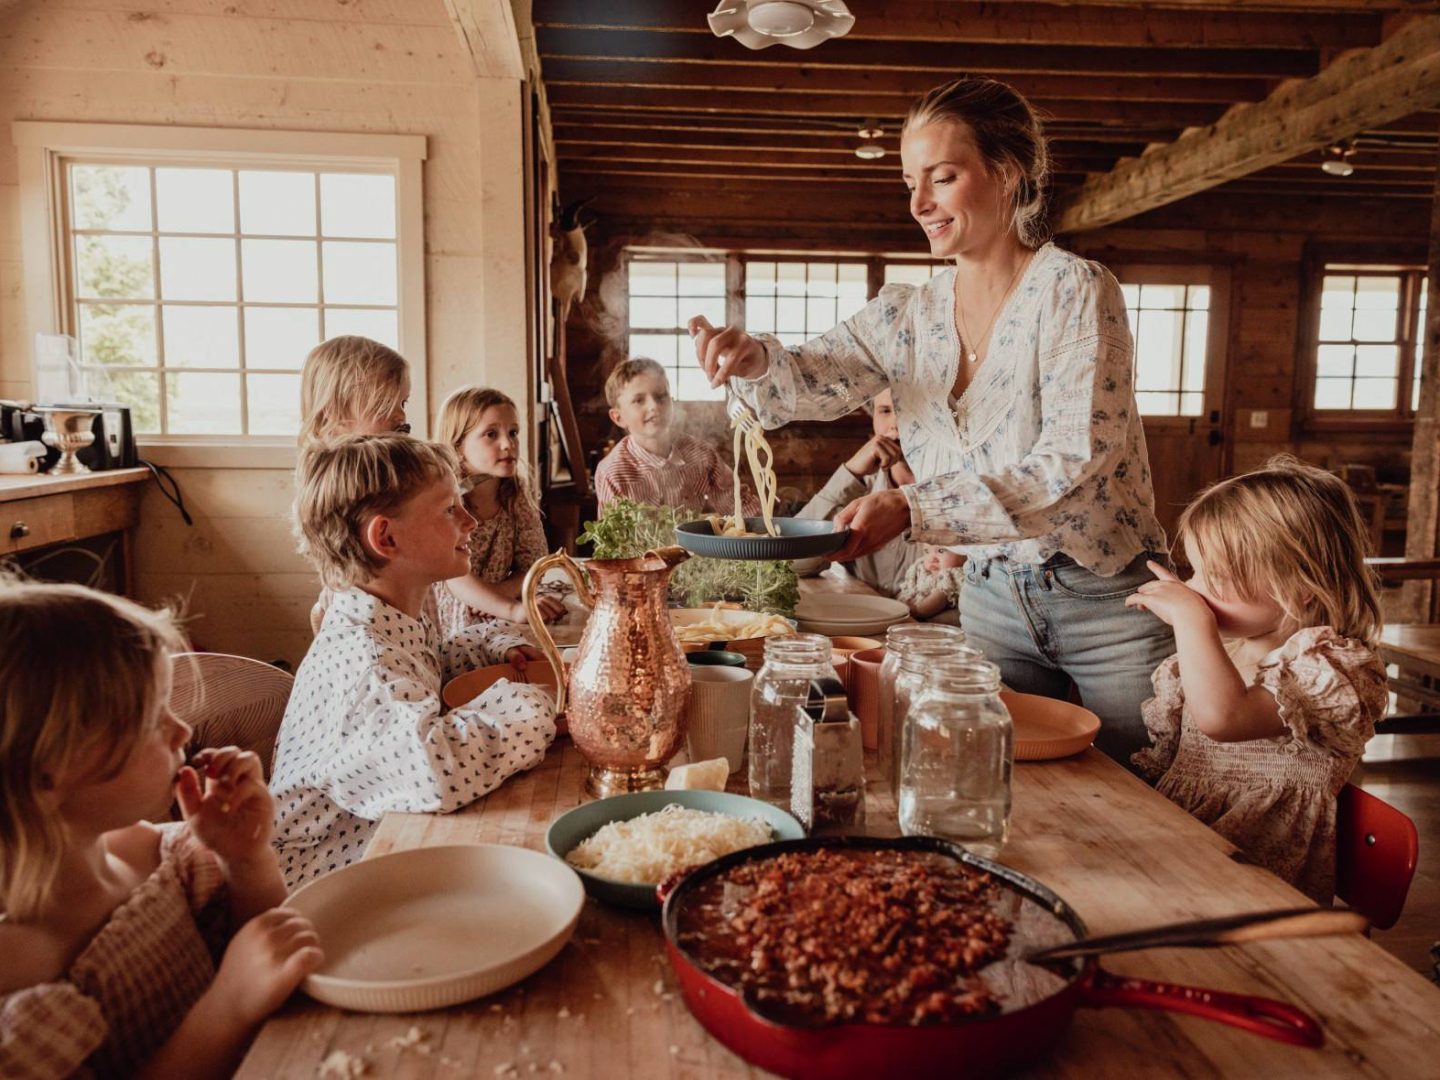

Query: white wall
[{"left": 0, "top": 0, "right": 534, "bottom": 667}]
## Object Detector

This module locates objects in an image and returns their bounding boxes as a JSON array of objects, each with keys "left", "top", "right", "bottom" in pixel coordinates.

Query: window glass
[
  {"left": 1123, "top": 280, "right": 1209, "bottom": 417},
  {"left": 625, "top": 258, "right": 727, "bottom": 401}
]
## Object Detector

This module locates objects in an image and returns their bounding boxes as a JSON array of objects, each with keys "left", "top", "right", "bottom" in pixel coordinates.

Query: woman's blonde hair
[
  {"left": 1177, "top": 456, "right": 1382, "bottom": 645},
  {"left": 435, "top": 386, "right": 539, "bottom": 517},
  {"left": 0, "top": 576, "right": 185, "bottom": 918},
  {"left": 903, "top": 76, "right": 1051, "bottom": 249},
  {"left": 293, "top": 433, "right": 460, "bottom": 590},
  {"left": 299, "top": 336, "right": 409, "bottom": 447}
]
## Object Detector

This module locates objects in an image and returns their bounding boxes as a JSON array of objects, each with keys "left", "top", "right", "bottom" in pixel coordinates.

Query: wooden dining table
[{"left": 239, "top": 573, "right": 1440, "bottom": 1078}]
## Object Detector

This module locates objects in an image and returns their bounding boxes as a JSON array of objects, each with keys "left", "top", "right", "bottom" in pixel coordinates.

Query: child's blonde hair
[
  {"left": 604, "top": 357, "right": 667, "bottom": 409},
  {"left": 435, "top": 386, "right": 539, "bottom": 517},
  {"left": 293, "top": 434, "right": 460, "bottom": 590},
  {"left": 0, "top": 576, "right": 186, "bottom": 918},
  {"left": 299, "top": 336, "right": 409, "bottom": 447},
  {"left": 1177, "top": 456, "right": 1382, "bottom": 645}
]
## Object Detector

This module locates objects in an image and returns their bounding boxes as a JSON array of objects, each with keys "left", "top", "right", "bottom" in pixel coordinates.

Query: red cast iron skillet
[{"left": 659, "top": 835, "right": 1328, "bottom": 1080}]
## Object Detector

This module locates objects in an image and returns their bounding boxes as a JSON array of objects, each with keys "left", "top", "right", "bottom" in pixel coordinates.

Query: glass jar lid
[
  {"left": 923, "top": 657, "right": 1002, "bottom": 694},
  {"left": 762, "top": 632, "right": 832, "bottom": 665},
  {"left": 884, "top": 623, "right": 966, "bottom": 650}
]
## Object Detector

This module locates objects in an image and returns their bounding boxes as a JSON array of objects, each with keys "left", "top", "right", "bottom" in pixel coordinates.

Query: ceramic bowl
[{"left": 546, "top": 790, "right": 804, "bottom": 910}]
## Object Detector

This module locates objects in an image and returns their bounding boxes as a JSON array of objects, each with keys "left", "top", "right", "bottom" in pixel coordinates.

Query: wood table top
[
  {"left": 239, "top": 736, "right": 1440, "bottom": 1078},
  {"left": 1379, "top": 622, "right": 1440, "bottom": 663}
]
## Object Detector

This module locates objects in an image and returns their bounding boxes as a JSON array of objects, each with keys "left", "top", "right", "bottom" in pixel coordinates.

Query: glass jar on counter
[
  {"left": 898, "top": 658, "right": 1013, "bottom": 859},
  {"left": 748, "top": 634, "right": 838, "bottom": 808},
  {"left": 877, "top": 624, "right": 973, "bottom": 793}
]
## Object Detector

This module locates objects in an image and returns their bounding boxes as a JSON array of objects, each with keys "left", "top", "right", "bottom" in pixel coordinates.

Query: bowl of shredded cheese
[{"left": 546, "top": 790, "right": 805, "bottom": 910}]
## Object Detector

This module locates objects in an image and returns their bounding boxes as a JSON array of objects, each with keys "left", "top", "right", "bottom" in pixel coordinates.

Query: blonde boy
[
  {"left": 272, "top": 434, "right": 555, "bottom": 888},
  {"left": 594, "top": 357, "right": 759, "bottom": 515}
]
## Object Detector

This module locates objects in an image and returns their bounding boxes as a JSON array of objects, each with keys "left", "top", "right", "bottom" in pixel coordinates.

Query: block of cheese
[{"left": 664, "top": 758, "right": 729, "bottom": 792}]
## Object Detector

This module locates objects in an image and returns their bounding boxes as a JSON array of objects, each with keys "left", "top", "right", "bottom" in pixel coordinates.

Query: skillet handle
[{"left": 1080, "top": 968, "right": 1323, "bottom": 1048}]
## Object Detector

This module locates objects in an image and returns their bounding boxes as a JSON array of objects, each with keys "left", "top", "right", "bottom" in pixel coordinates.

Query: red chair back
[{"left": 1335, "top": 783, "right": 1419, "bottom": 931}]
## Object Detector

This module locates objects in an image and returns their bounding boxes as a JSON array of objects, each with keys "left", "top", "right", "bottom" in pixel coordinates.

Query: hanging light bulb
[
  {"left": 1321, "top": 141, "right": 1357, "bottom": 177},
  {"left": 855, "top": 118, "right": 885, "bottom": 160}
]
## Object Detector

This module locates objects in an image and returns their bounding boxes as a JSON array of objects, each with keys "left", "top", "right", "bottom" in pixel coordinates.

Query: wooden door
[{"left": 1113, "top": 264, "right": 1232, "bottom": 547}]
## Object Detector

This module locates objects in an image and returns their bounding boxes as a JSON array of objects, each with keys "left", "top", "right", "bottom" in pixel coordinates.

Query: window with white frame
[
  {"left": 882, "top": 261, "right": 946, "bottom": 286},
  {"left": 15, "top": 123, "right": 425, "bottom": 446},
  {"left": 744, "top": 261, "right": 869, "bottom": 353},
  {"left": 626, "top": 256, "right": 727, "bottom": 402},
  {"left": 1119, "top": 282, "right": 1211, "bottom": 417},
  {"left": 1309, "top": 267, "right": 1428, "bottom": 419}
]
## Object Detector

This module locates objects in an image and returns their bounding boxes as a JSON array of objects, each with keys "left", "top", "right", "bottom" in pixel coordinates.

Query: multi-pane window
[
  {"left": 744, "top": 261, "right": 869, "bottom": 351},
  {"left": 626, "top": 258, "right": 727, "bottom": 402},
  {"left": 1313, "top": 273, "right": 1408, "bottom": 412},
  {"left": 64, "top": 161, "right": 400, "bottom": 435},
  {"left": 1120, "top": 283, "right": 1210, "bottom": 417},
  {"left": 883, "top": 261, "right": 945, "bottom": 286}
]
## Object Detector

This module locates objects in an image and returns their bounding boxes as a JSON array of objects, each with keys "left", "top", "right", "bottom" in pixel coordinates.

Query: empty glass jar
[
  {"left": 878, "top": 623, "right": 971, "bottom": 794},
  {"left": 749, "top": 634, "right": 837, "bottom": 808},
  {"left": 898, "top": 657, "right": 1013, "bottom": 859}
]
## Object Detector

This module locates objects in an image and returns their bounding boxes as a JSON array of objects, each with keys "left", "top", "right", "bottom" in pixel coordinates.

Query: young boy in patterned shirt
[
  {"left": 594, "top": 357, "right": 760, "bottom": 516},
  {"left": 271, "top": 434, "right": 556, "bottom": 888}
]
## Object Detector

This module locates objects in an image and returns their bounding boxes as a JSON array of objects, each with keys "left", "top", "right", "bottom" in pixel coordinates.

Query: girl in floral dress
[
  {"left": 0, "top": 579, "right": 322, "bottom": 1077},
  {"left": 1126, "top": 457, "right": 1388, "bottom": 903},
  {"left": 434, "top": 386, "right": 564, "bottom": 631}
]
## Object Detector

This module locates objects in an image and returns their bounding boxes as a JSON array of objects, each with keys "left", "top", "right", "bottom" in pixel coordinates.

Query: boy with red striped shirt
[{"left": 595, "top": 358, "right": 760, "bottom": 516}]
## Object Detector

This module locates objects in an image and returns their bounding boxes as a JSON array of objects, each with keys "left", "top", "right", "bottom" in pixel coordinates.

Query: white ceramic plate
[
  {"left": 288, "top": 844, "right": 584, "bottom": 1013},
  {"left": 794, "top": 594, "right": 910, "bottom": 636}
]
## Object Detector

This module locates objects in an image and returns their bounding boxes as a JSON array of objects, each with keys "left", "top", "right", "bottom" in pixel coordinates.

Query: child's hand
[
  {"left": 177, "top": 747, "right": 273, "bottom": 865},
  {"left": 506, "top": 596, "right": 566, "bottom": 623},
  {"left": 507, "top": 645, "right": 546, "bottom": 671},
  {"left": 1125, "top": 561, "right": 1217, "bottom": 632},
  {"left": 212, "top": 908, "right": 324, "bottom": 1026}
]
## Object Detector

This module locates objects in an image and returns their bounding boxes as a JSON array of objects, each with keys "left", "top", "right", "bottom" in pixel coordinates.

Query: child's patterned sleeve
[
  {"left": 326, "top": 662, "right": 556, "bottom": 819},
  {"left": 1, "top": 983, "right": 108, "bottom": 1080},
  {"left": 1255, "top": 628, "right": 1388, "bottom": 757},
  {"left": 441, "top": 621, "right": 531, "bottom": 681}
]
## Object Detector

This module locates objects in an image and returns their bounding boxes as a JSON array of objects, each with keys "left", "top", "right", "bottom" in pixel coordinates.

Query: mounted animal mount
[{"left": 547, "top": 196, "right": 595, "bottom": 497}]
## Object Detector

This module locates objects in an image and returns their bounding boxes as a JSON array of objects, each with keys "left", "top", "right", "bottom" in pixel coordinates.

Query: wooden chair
[
  {"left": 170, "top": 652, "right": 294, "bottom": 779},
  {"left": 1336, "top": 783, "right": 1419, "bottom": 932}
]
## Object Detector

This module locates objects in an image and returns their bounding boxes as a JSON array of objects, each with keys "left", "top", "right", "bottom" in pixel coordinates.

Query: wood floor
[{"left": 1358, "top": 732, "right": 1439, "bottom": 978}]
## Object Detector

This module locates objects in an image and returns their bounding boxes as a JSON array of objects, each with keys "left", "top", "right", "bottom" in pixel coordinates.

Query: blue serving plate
[{"left": 674, "top": 517, "right": 849, "bottom": 561}]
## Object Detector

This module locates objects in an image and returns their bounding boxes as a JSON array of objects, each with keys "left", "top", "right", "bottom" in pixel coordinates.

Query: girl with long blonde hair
[
  {"left": 0, "top": 578, "right": 321, "bottom": 1077},
  {"left": 1126, "top": 457, "right": 1387, "bottom": 902},
  {"left": 434, "top": 386, "right": 563, "bottom": 628},
  {"left": 298, "top": 335, "right": 410, "bottom": 447}
]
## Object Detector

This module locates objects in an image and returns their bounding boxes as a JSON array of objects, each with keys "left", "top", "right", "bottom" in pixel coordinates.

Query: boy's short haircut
[
  {"left": 294, "top": 434, "right": 459, "bottom": 589},
  {"left": 604, "top": 357, "right": 668, "bottom": 408}
]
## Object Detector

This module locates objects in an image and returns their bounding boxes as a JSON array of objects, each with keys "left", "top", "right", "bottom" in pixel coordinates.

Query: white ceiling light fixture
[
  {"left": 708, "top": 0, "right": 855, "bottom": 51},
  {"left": 855, "top": 118, "right": 885, "bottom": 160},
  {"left": 1320, "top": 141, "right": 1357, "bottom": 177}
]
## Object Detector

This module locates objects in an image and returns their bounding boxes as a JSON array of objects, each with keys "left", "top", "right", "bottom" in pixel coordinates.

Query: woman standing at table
[{"left": 689, "top": 76, "right": 1173, "bottom": 766}]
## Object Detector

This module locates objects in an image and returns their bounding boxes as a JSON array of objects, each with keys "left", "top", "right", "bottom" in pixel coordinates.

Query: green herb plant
[{"left": 577, "top": 499, "right": 799, "bottom": 616}]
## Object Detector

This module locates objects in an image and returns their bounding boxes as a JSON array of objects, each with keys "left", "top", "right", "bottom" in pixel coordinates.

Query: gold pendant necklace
[{"left": 956, "top": 252, "right": 1031, "bottom": 365}]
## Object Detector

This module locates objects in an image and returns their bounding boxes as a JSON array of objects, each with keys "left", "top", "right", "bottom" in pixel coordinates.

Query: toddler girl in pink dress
[{"left": 1126, "top": 457, "right": 1387, "bottom": 903}]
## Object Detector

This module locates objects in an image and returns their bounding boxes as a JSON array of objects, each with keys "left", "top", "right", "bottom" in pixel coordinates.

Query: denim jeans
[{"left": 960, "top": 551, "right": 1177, "bottom": 769}]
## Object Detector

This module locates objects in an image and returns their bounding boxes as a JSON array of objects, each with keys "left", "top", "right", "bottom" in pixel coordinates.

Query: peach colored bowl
[
  {"left": 846, "top": 646, "right": 886, "bottom": 750},
  {"left": 443, "top": 662, "right": 561, "bottom": 710},
  {"left": 828, "top": 635, "right": 883, "bottom": 658},
  {"left": 1001, "top": 691, "right": 1101, "bottom": 760}
]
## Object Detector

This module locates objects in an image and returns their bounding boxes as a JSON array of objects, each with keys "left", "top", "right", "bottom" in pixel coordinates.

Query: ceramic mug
[
  {"left": 684, "top": 666, "right": 754, "bottom": 774},
  {"left": 846, "top": 647, "right": 886, "bottom": 751}
]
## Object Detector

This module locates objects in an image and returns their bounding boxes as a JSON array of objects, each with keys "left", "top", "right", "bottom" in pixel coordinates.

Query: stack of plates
[{"left": 794, "top": 594, "right": 910, "bottom": 637}]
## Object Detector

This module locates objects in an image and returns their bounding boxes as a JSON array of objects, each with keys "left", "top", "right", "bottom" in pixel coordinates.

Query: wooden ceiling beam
[
  {"left": 545, "top": 85, "right": 1228, "bottom": 128},
  {"left": 552, "top": 127, "right": 1148, "bottom": 160},
  {"left": 550, "top": 112, "right": 1185, "bottom": 144},
  {"left": 560, "top": 161, "right": 1099, "bottom": 185},
  {"left": 530, "top": 0, "right": 1378, "bottom": 51},
  {"left": 539, "top": 58, "right": 1270, "bottom": 105},
  {"left": 535, "top": 26, "right": 1317, "bottom": 79},
  {"left": 1055, "top": 16, "right": 1440, "bottom": 233}
]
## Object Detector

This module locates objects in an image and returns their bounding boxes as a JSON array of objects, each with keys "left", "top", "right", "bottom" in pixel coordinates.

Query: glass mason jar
[
  {"left": 748, "top": 634, "right": 838, "bottom": 808},
  {"left": 888, "top": 640, "right": 983, "bottom": 796},
  {"left": 877, "top": 624, "right": 969, "bottom": 792},
  {"left": 898, "top": 658, "right": 1013, "bottom": 859}
]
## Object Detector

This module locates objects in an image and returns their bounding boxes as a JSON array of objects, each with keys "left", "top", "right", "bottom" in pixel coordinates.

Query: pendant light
[
  {"left": 854, "top": 119, "right": 885, "bottom": 160},
  {"left": 707, "top": 0, "right": 855, "bottom": 50}
]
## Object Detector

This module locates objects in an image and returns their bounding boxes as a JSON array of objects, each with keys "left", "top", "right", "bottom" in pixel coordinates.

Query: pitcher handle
[{"left": 522, "top": 549, "right": 592, "bottom": 716}]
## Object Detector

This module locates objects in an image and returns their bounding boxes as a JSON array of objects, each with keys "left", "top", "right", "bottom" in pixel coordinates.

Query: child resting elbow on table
[
  {"left": 1125, "top": 456, "right": 1387, "bottom": 903},
  {"left": 0, "top": 578, "right": 322, "bottom": 1079},
  {"left": 271, "top": 434, "right": 556, "bottom": 890}
]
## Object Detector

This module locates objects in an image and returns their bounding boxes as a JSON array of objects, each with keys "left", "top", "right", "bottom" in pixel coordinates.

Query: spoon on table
[{"left": 1025, "top": 907, "right": 1369, "bottom": 965}]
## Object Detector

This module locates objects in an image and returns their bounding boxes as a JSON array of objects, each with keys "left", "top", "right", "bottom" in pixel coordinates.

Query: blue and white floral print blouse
[{"left": 732, "top": 243, "right": 1167, "bottom": 577}]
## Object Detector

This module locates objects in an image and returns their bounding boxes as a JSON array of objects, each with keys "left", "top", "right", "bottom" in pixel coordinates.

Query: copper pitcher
[{"left": 523, "top": 546, "right": 693, "bottom": 798}]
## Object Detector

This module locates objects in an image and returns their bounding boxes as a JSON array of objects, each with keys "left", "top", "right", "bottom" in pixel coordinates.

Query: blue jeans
[{"left": 960, "top": 552, "right": 1177, "bottom": 770}]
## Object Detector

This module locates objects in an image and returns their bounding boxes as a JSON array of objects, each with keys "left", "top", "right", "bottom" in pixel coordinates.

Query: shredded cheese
[{"left": 564, "top": 804, "right": 772, "bottom": 885}]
